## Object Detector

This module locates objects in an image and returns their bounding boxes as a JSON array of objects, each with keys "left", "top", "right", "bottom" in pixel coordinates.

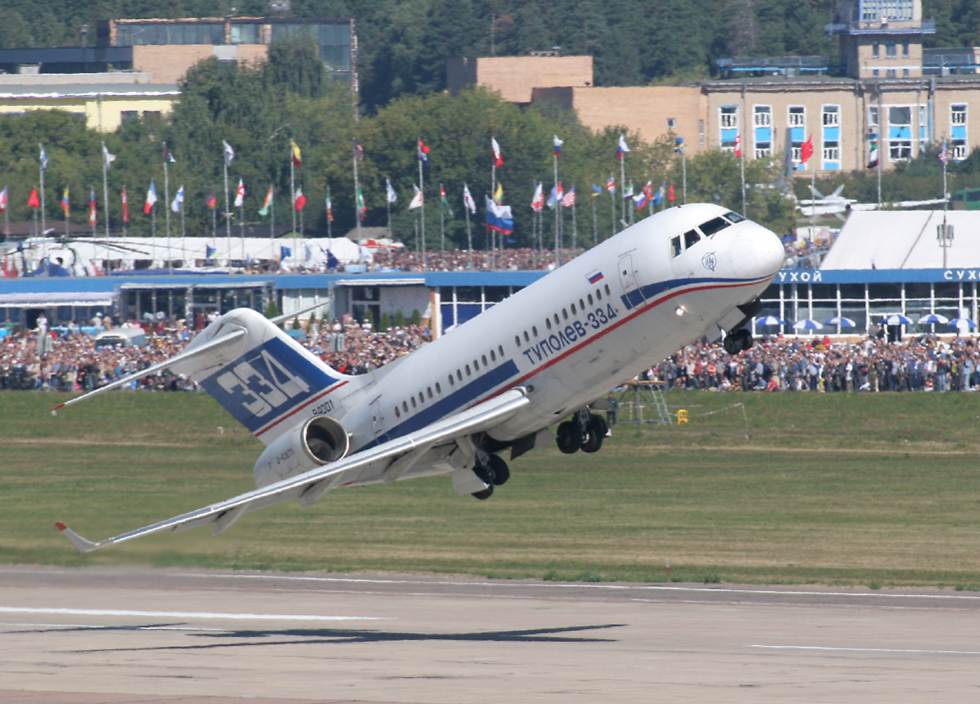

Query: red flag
[
  {"left": 667, "top": 183, "right": 676, "bottom": 203},
  {"left": 491, "top": 137, "right": 504, "bottom": 168},
  {"left": 734, "top": 133, "right": 742, "bottom": 158},
  {"left": 88, "top": 189, "right": 97, "bottom": 227},
  {"left": 800, "top": 135, "right": 814, "bottom": 164},
  {"left": 293, "top": 188, "right": 307, "bottom": 212},
  {"left": 27, "top": 187, "right": 40, "bottom": 209},
  {"left": 206, "top": 192, "right": 218, "bottom": 209},
  {"left": 121, "top": 187, "right": 129, "bottom": 224}
]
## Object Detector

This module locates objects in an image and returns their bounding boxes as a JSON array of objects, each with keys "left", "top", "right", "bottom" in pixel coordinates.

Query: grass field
[{"left": 3, "top": 389, "right": 980, "bottom": 588}]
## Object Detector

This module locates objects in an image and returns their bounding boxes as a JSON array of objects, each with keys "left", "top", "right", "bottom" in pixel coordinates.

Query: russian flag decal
[{"left": 588, "top": 271, "right": 604, "bottom": 284}]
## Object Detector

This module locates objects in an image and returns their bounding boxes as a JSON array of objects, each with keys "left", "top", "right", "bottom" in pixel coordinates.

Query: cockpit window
[
  {"left": 683, "top": 229, "right": 700, "bottom": 250},
  {"left": 699, "top": 216, "right": 731, "bottom": 237},
  {"left": 670, "top": 235, "right": 682, "bottom": 257},
  {"left": 724, "top": 211, "right": 746, "bottom": 223}
]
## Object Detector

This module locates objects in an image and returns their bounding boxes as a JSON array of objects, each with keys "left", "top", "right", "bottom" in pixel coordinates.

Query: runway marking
[
  {"left": 751, "top": 644, "right": 980, "bottom": 656},
  {"left": 171, "top": 571, "right": 980, "bottom": 601},
  {"left": 0, "top": 607, "right": 385, "bottom": 622},
  {"left": 1, "top": 621, "right": 229, "bottom": 633}
]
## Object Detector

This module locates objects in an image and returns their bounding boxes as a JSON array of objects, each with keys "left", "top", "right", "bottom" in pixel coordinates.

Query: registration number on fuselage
[{"left": 520, "top": 303, "right": 619, "bottom": 365}]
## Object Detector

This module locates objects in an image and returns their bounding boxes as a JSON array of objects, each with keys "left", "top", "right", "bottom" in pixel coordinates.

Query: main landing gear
[
  {"left": 470, "top": 450, "right": 510, "bottom": 500},
  {"left": 556, "top": 408, "right": 609, "bottom": 455},
  {"left": 722, "top": 327, "right": 754, "bottom": 355}
]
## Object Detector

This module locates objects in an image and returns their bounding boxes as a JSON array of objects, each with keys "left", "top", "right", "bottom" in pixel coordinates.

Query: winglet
[{"left": 54, "top": 522, "right": 100, "bottom": 553}]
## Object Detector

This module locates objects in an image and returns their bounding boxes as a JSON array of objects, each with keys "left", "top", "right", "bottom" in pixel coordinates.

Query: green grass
[{"left": 3, "top": 390, "right": 980, "bottom": 588}]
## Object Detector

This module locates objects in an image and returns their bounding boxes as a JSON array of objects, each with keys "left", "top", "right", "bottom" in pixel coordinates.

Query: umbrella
[
  {"left": 883, "top": 314, "right": 912, "bottom": 326},
  {"left": 949, "top": 318, "right": 977, "bottom": 331},
  {"left": 793, "top": 319, "right": 824, "bottom": 332},
  {"left": 825, "top": 316, "right": 856, "bottom": 329},
  {"left": 755, "top": 315, "right": 784, "bottom": 327},
  {"left": 917, "top": 313, "right": 949, "bottom": 325}
]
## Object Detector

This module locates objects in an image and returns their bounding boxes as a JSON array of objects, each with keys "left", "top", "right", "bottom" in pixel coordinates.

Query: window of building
[
  {"left": 823, "top": 141, "right": 840, "bottom": 161},
  {"left": 872, "top": 42, "right": 880, "bottom": 57},
  {"left": 788, "top": 106, "right": 805, "bottom": 127},
  {"left": 720, "top": 105, "right": 738, "bottom": 128},
  {"left": 953, "top": 140, "right": 968, "bottom": 160},
  {"left": 667, "top": 117, "right": 677, "bottom": 129},
  {"left": 869, "top": 106, "right": 879, "bottom": 127},
  {"left": 952, "top": 104, "right": 967, "bottom": 125},
  {"left": 890, "top": 140, "right": 912, "bottom": 160},
  {"left": 902, "top": 68, "right": 910, "bottom": 77},
  {"left": 755, "top": 142, "right": 772, "bottom": 159},
  {"left": 822, "top": 105, "right": 839, "bottom": 126},
  {"left": 886, "top": 68, "right": 897, "bottom": 78},
  {"left": 902, "top": 41, "right": 909, "bottom": 56},
  {"left": 872, "top": 68, "right": 880, "bottom": 77},
  {"left": 120, "top": 110, "right": 139, "bottom": 124},
  {"left": 886, "top": 42, "right": 897, "bottom": 57},
  {"left": 753, "top": 105, "right": 771, "bottom": 127}
]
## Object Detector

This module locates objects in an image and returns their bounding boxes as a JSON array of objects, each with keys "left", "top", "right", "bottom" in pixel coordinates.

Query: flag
[
  {"left": 39, "top": 145, "right": 48, "bottom": 171},
  {"left": 222, "top": 140, "right": 235, "bottom": 166},
  {"left": 491, "top": 137, "right": 504, "bottom": 168},
  {"left": 417, "top": 137, "right": 430, "bottom": 163},
  {"left": 606, "top": 175, "right": 616, "bottom": 193},
  {"left": 102, "top": 142, "right": 116, "bottom": 168},
  {"left": 294, "top": 188, "right": 307, "bottom": 212},
  {"left": 800, "top": 135, "right": 814, "bottom": 165},
  {"left": 408, "top": 185, "right": 423, "bottom": 209},
  {"left": 258, "top": 185, "right": 273, "bottom": 216},
  {"left": 234, "top": 178, "right": 245, "bottom": 208},
  {"left": 547, "top": 182, "right": 564, "bottom": 209},
  {"left": 290, "top": 139, "right": 302, "bottom": 167},
  {"left": 588, "top": 271, "right": 605, "bottom": 284},
  {"left": 206, "top": 192, "right": 217, "bottom": 210},
  {"left": 280, "top": 245, "right": 292, "bottom": 260},
  {"left": 143, "top": 180, "right": 157, "bottom": 215},
  {"left": 623, "top": 182, "right": 634, "bottom": 199},
  {"left": 734, "top": 133, "right": 742, "bottom": 158},
  {"left": 356, "top": 186, "right": 366, "bottom": 221},
  {"left": 27, "top": 187, "right": 40, "bottom": 210},
  {"left": 867, "top": 131, "right": 879, "bottom": 169},
  {"left": 170, "top": 185, "right": 185, "bottom": 213},
  {"left": 493, "top": 181, "right": 504, "bottom": 204},
  {"left": 121, "top": 187, "right": 129, "bottom": 224},
  {"left": 439, "top": 183, "right": 453, "bottom": 217},
  {"left": 463, "top": 183, "right": 477, "bottom": 214},
  {"left": 633, "top": 191, "right": 649, "bottom": 210},
  {"left": 561, "top": 186, "right": 576, "bottom": 208},
  {"left": 325, "top": 188, "right": 334, "bottom": 222},
  {"left": 591, "top": 184, "right": 602, "bottom": 197},
  {"left": 353, "top": 140, "right": 365, "bottom": 161},
  {"left": 88, "top": 188, "right": 97, "bottom": 226},
  {"left": 553, "top": 135, "right": 563, "bottom": 157},
  {"left": 162, "top": 142, "right": 175, "bottom": 164},
  {"left": 530, "top": 182, "right": 545, "bottom": 212},
  {"left": 938, "top": 139, "right": 949, "bottom": 165},
  {"left": 653, "top": 182, "right": 665, "bottom": 206},
  {"left": 385, "top": 178, "right": 398, "bottom": 204},
  {"left": 667, "top": 183, "right": 676, "bottom": 204},
  {"left": 205, "top": 245, "right": 217, "bottom": 259},
  {"left": 0, "top": 186, "right": 8, "bottom": 212},
  {"left": 616, "top": 133, "right": 630, "bottom": 160},
  {"left": 60, "top": 187, "right": 70, "bottom": 217},
  {"left": 485, "top": 195, "right": 514, "bottom": 235}
]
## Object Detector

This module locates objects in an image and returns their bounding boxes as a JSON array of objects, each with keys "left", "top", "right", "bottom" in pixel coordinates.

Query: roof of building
[
  {"left": 0, "top": 83, "right": 178, "bottom": 99},
  {"left": 821, "top": 210, "right": 980, "bottom": 271}
]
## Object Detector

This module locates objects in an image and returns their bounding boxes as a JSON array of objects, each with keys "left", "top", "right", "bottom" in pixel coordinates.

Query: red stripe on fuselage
[{"left": 254, "top": 380, "right": 349, "bottom": 437}]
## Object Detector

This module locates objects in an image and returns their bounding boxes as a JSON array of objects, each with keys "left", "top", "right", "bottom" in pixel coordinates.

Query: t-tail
[{"left": 52, "top": 307, "right": 355, "bottom": 445}]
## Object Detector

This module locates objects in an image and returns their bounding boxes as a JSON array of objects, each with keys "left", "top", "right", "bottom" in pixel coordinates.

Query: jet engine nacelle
[{"left": 253, "top": 416, "right": 350, "bottom": 488}]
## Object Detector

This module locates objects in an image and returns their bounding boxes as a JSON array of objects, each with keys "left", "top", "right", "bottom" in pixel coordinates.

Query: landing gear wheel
[
  {"left": 581, "top": 414, "right": 607, "bottom": 453},
  {"left": 556, "top": 421, "right": 582, "bottom": 454},
  {"left": 471, "top": 486, "right": 494, "bottom": 500},
  {"left": 488, "top": 454, "right": 510, "bottom": 486}
]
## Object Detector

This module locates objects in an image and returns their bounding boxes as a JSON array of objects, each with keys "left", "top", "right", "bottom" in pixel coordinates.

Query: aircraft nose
[{"left": 741, "top": 224, "right": 785, "bottom": 279}]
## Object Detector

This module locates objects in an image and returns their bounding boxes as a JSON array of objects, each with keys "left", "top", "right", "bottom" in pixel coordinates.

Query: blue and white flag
[
  {"left": 39, "top": 144, "right": 48, "bottom": 171},
  {"left": 170, "top": 185, "right": 185, "bottom": 213}
]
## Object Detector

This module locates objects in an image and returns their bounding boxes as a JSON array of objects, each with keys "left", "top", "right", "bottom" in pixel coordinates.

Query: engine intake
[{"left": 253, "top": 416, "right": 350, "bottom": 488}]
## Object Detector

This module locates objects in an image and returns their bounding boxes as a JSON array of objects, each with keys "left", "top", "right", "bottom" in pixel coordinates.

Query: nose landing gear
[{"left": 556, "top": 409, "right": 609, "bottom": 455}]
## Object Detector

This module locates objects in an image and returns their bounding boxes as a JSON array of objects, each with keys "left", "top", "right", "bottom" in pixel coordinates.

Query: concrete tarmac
[{"left": 2, "top": 565, "right": 980, "bottom": 703}]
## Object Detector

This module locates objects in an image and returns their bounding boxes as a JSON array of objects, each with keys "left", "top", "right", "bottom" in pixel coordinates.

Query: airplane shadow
[{"left": 66, "top": 623, "right": 627, "bottom": 653}]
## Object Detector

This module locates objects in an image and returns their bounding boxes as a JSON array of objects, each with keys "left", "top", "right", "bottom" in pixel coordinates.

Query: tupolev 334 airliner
[{"left": 53, "top": 203, "right": 785, "bottom": 552}]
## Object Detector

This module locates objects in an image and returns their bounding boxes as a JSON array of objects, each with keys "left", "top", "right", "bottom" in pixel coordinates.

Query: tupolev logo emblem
[{"left": 701, "top": 252, "right": 717, "bottom": 271}]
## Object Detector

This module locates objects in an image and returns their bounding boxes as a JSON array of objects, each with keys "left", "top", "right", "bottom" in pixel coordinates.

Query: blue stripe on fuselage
[{"left": 620, "top": 275, "right": 756, "bottom": 310}]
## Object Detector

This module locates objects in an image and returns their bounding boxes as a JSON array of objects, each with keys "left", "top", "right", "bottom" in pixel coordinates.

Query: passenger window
[
  {"left": 448, "top": 375, "right": 454, "bottom": 386},
  {"left": 436, "top": 382, "right": 441, "bottom": 393},
  {"left": 562, "top": 308, "right": 568, "bottom": 320},
  {"left": 683, "top": 229, "right": 700, "bottom": 249},
  {"left": 411, "top": 397, "right": 417, "bottom": 409},
  {"left": 523, "top": 331, "right": 530, "bottom": 343},
  {"left": 427, "top": 387, "right": 433, "bottom": 399},
  {"left": 457, "top": 370, "right": 463, "bottom": 382},
  {"left": 514, "top": 335, "right": 521, "bottom": 347},
  {"left": 532, "top": 325, "right": 538, "bottom": 337},
  {"left": 545, "top": 318, "right": 552, "bottom": 330},
  {"left": 482, "top": 354, "right": 488, "bottom": 366},
  {"left": 579, "top": 298, "right": 585, "bottom": 310},
  {"left": 394, "top": 406, "right": 401, "bottom": 418},
  {"left": 699, "top": 216, "right": 730, "bottom": 237},
  {"left": 418, "top": 392, "right": 424, "bottom": 404},
  {"left": 604, "top": 284, "right": 611, "bottom": 295},
  {"left": 596, "top": 289, "right": 602, "bottom": 301},
  {"left": 670, "top": 235, "right": 682, "bottom": 257},
  {"left": 490, "top": 349, "right": 496, "bottom": 362},
  {"left": 587, "top": 293, "right": 594, "bottom": 306},
  {"left": 553, "top": 314, "right": 560, "bottom": 326},
  {"left": 570, "top": 303, "right": 577, "bottom": 314},
  {"left": 402, "top": 401, "right": 408, "bottom": 413},
  {"left": 465, "top": 364, "right": 471, "bottom": 376},
  {"left": 498, "top": 345, "right": 504, "bottom": 356}
]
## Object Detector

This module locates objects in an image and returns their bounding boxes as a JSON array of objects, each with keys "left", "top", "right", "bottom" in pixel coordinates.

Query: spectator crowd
[
  {"left": 366, "top": 247, "right": 583, "bottom": 272},
  {"left": 3, "top": 314, "right": 980, "bottom": 394}
]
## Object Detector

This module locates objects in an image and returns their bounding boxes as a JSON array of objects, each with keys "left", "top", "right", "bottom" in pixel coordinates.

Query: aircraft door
[
  {"left": 618, "top": 251, "right": 640, "bottom": 293},
  {"left": 369, "top": 394, "right": 387, "bottom": 442}
]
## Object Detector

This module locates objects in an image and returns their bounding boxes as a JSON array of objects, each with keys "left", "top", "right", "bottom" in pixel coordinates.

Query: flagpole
[
  {"left": 100, "top": 142, "right": 111, "bottom": 240},
  {"left": 240, "top": 197, "right": 246, "bottom": 262},
  {"left": 619, "top": 153, "right": 626, "bottom": 233},
  {"left": 553, "top": 152, "right": 560, "bottom": 266},
  {"left": 591, "top": 192, "right": 598, "bottom": 246},
  {"left": 223, "top": 159, "right": 231, "bottom": 266},
  {"left": 681, "top": 151, "right": 688, "bottom": 204},
  {"left": 290, "top": 148, "right": 297, "bottom": 235},
  {"left": 439, "top": 196, "right": 445, "bottom": 251},
  {"left": 90, "top": 189, "right": 96, "bottom": 239},
  {"left": 326, "top": 185, "right": 333, "bottom": 238},
  {"left": 571, "top": 193, "right": 577, "bottom": 250},
  {"left": 491, "top": 162, "right": 496, "bottom": 263},
  {"left": 876, "top": 91, "right": 883, "bottom": 207},
  {"left": 163, "top": 151, "right": 171, "bottom": 241},
  {"left": 386, "top": 195, "right": 392, "bottom": 240},
  {"left": 942, "top": 137, "right": 949, "bottom": 270},
  {"left": 38, "top": 145, "right": 46, "bottom": 235},
  {"left": 609, "top": 185, "right": 615, "bottom": 240},
  {"left": 464, "top": 196, "right": 473, "bottom": 269},
  {"left": 211, "top": 197, "right": 217, "bottom": 241},
  {"left": 64, "top": 192, "right": 69, "bottom": 237},
  {"left": 270, "top": 186, "right": 275, "bottom": 263},
  {"left": 418, "top": 143, "right": 426, "bottom": 271},
  {"left": 352, "top": 141, "right": 362, "bottom": 240},
  {"left": 740, "top": 139, "right": 747, "bottom": 216}
]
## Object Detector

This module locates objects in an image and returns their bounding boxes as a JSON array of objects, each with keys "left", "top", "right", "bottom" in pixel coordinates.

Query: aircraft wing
[{"left": 56, "top": 387, "right": 530, "bottom": 553}]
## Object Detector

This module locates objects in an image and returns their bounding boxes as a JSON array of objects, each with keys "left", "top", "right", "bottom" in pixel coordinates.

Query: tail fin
[{"left": 175, "top": 308, "right": 352, "bottom": 443}]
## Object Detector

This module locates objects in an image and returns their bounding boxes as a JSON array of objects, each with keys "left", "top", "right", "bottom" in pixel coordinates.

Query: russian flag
[
  {"left": 553, "top": 134, "right": 563, "bottom": 157},
  {"left": 588, "top": 271, "right": 604, "bottom": 284},
  {"left": 485, "top": 195, "right": 513, "bottom": 235}
]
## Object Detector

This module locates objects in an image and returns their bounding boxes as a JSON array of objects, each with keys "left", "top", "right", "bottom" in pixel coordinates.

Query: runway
[{"left": 2, "top": 566, "right": 980, "bottom": 703}]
